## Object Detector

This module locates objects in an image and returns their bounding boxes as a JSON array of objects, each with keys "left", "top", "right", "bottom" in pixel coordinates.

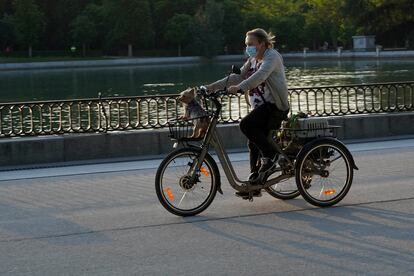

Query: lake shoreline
[{"left": 1, "top": 50, "right": 414, "bottom": 71}]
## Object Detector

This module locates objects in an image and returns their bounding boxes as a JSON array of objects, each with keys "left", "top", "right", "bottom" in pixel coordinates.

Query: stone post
[
  {"left": 303, "top": 47, "right": 309, "bottom": 58},
  {"left": 337, "top": 46, "right": 343, "bottom": 58},
  {"left": 376, "top": 45, "right": 382, "bottom": 57}
]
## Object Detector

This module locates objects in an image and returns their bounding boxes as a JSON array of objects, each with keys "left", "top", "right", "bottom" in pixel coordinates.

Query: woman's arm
[
  {"left": 205, "top": 74, "right": 243, "bottom": 91},
  {"left": 205, "top": 59, "right": 251, "bottom": 91}
]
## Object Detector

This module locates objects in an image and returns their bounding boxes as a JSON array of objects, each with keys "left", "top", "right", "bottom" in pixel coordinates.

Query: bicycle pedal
[
  {"left": 235, "top": 191, "right": 262, "bottom": 200},
  {"left": 235, "top": 193, "right": 250, "bottom": 200},
  {"left": 248, "top": 191, "right": 262, "bottom": 201}
]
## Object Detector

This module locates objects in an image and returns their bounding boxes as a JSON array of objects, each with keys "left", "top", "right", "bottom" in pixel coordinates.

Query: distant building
[{"left": 352, "top": 35, "right": 376, "bottom": 51}]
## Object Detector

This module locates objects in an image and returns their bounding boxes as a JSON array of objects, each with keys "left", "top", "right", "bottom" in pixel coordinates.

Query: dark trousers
[{"left": 239, "top": 103, "right": 288, "bottom": 172}]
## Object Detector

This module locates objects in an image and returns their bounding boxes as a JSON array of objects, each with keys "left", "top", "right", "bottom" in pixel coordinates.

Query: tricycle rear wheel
[{"left": 295, "top": 140, "right": 354, "bottom": 207}]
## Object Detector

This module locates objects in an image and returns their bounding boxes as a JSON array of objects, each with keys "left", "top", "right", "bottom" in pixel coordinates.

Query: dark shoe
[
  {"left": 246, "top": 157, "right": 278, "bottom": 184},
  {"left": 258, "top": 157, "right": 276, "bottom": 174},
  {"left": 248, "top": 158, "right": 277, "bottom": 184},
  {"left": 248, "top": 171, "right": 259, "bottom": 182},
  {"left": 235, "top": 190, "right": 262, "bottom": 199}
]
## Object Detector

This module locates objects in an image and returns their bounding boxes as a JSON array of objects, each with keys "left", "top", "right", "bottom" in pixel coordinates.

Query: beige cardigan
[{"left": 206, "top": 48, "right": 290, "bottom": 111}]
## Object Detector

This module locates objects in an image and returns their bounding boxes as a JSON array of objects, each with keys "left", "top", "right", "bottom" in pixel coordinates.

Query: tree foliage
[
  {"left": 10, "top": 0, "right": 45, "bottom": 55},
  {"left": 0, "top": 14, "right": 15, "bottom": 50},
  {"left": 100, "top": 0, "right": 153, "bottom": 53},
  {"left": 164, "top": 13, "right": 193, "bottom": 55},
  {"left": 70, "top": 4, "right": 102, "bottom": 56},
  {"left": 191, "top": 0, "right": 225, "bottom": 58},
  {"left": 1, "top": 0, "right": 413, "bottom": 57}
]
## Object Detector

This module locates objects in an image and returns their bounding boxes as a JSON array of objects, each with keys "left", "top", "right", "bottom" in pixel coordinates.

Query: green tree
[
  {"left": 70, "top": 4, "right": 101, "bottom": 56},
  {"left": 337, "top": 20, "right": 357, "bottom": 48},
  {"left": 0, "top": 14, "right": 15, "bottom": 51},
  {"left": 164, "top": 14, "right": 193, "bottom": 56},
  {"left": 340, "top": 0, "right": 414, "bottom": 48},
  {"left": 37, "top": 0, "right": 89, "bottom": 51},
  {"left": 303, "top": 0, "right": 345, "bottom": 49},
  {"left": 272, "top": 16, "right": 305, "bottom": 51},
  {"left": 151, "top": 0, "right": 203, "bottom": 49},
  {"left": 102, "top": 0, "right": 153, "bottom": 56},
  {"left": 241, "top": 0, "right": 307, "bottom": 51},
  {"left": 0, "top": 0, "right": 13, "bottom": 16},
  {"left": 190, "top": 0, "right": 224, "bottom": 58},
  {"left": 303, "top": 22, "right": 324, "bottom": 50},
  {"left": 356, "top": 0, "right": 414, "bottom": 47},
  {"left": 222, "top": 0, "right": 245, "bottom": 53},
  {"left": 2, "top": 0, "right": 413, "bottom": 56},
  {"left": 242, "top": 10, "right": 272, "bottom": 33},
  {"left": 341, "top": 0, "right": 374, "bottom": 30},
  {"left": 11, "top": 0, "right": 45, "bottom": 57}
]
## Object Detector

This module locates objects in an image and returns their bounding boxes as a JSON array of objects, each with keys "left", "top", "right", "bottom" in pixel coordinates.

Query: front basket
[{"left": 167, "top": 116, "right": 210, "bottom": 141}]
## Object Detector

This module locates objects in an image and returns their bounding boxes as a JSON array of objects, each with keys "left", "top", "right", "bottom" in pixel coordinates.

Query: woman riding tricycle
[{"left": 155, "top": 28, "right": 358, "bottom": 216}]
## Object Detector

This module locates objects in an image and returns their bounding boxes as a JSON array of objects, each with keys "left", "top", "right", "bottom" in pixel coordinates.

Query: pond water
[{"left": 0, "top": 59, "right": 413, "bottom": 103}]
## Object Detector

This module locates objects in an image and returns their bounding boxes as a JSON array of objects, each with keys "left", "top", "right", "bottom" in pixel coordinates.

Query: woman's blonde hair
[{"left": 246, "top": 28, "right": 275, "bottom": 48}]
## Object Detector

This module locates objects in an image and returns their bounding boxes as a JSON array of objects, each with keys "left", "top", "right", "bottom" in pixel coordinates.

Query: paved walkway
[
  {"left": 0, "top": 139, "right": 413, "bottom": 275},
  {"left": 1, "top": 138, "right": 414, "bottom": 181}
]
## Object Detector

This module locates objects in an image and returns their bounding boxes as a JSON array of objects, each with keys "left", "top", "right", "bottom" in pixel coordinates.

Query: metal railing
[{"left": 0, "top": 81, "right": 413, "bottom": 138}]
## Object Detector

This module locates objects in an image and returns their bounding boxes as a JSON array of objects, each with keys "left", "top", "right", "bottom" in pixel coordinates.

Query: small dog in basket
[{"left": 178, "top": 87, "right": 209, "bottom": 139}]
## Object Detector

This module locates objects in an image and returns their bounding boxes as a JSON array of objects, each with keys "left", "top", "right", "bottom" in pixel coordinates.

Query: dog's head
[{"left": 178, "top": 87, "right": 196, "bottom": 104}]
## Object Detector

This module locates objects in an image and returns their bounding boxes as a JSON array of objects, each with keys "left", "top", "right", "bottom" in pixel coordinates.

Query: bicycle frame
[{"left": 183, "top": 92, "right": 291, "bottom": 193}]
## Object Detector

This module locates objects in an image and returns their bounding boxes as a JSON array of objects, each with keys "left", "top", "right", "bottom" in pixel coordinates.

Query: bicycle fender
[
  {"left": 296, "top": 137, "right": 359, "bottom": 170},
  {"left": 201, "top": 151, "right": 223, "bottom": 194}
]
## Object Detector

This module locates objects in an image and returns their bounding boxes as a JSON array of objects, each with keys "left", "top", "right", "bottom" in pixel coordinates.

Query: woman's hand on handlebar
[
  {"left": 228, "top": 85, "right": 242, "bottom": 95},
  {"left": 198, "top": 85, "right": 215, "bottom": 96},
  {"left": 199, "top": 85, "right": 220, "bottom": 97}
]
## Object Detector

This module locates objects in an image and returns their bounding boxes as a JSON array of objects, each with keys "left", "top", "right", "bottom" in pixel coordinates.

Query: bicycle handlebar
[{"left": 197, "top": 86, "right": 243, "bottom": 98}]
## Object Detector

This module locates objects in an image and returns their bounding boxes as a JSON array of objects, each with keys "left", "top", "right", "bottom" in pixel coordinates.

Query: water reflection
[{"left": 1, "top": 59, "right": 414, "bottom": 103}]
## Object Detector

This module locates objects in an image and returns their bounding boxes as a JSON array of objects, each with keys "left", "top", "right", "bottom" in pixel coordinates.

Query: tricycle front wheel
[{"left": 155, "top": 148, "right": 220, "bottom": 216}]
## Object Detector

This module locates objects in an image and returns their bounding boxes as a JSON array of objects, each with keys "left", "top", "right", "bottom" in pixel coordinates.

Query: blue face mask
[{"left": 245, "top": 46, "right": 257, "bottom": 57}]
